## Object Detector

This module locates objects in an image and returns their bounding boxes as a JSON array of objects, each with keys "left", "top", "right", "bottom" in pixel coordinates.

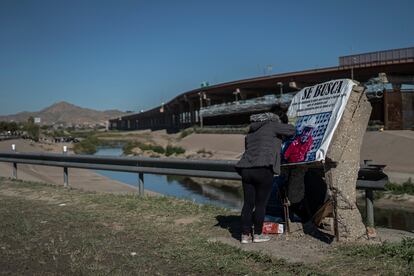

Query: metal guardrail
[
  {"left": 0, "top": 150, "right": 387, "bottom": 227},
  {"left": 0, "top": 135, "right": 19, "bottom": 141}
]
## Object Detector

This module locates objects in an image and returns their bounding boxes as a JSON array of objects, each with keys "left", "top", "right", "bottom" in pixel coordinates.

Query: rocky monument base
[{"left": 285, "top": 85, "right": 372, "bottom": 242}]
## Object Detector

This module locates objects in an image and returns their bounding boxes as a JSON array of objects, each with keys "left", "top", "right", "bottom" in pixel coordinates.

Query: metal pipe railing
[{"left": 0, "top": 149, "right": 387, "bottom": 227}]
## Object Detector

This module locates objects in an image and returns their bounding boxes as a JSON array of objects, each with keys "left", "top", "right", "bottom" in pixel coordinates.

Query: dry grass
[{"left": 0, "top": 177, "right": 413, "bottom": 275}]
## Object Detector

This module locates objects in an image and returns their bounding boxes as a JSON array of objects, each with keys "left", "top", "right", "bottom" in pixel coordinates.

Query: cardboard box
[{"left": 262, "top": 222, "right": 284, "bottom": 234}]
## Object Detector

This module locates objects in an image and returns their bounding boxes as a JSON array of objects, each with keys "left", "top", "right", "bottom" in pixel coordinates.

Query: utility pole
[
  {"left": 233, "top": 88, "right": 241, "bottom": 102},
  {"left": 198, "top": 92, "right": 204, "bottom": 128}
]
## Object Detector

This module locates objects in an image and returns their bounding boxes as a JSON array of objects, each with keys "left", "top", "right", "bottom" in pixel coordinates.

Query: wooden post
[
  {"left": 138, "top": 172, "right": 144, "bottom": 196},
  {"left": 63, "top": 146, "right": 68, "bottom": 188},
  {"left": 12, "top": 144, "right": 17, "bottom": 179}
]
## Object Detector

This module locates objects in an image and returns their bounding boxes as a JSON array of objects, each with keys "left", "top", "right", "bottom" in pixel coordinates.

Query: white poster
[{"left": 281, "top": 79, "right": 356, "bottom": 164}]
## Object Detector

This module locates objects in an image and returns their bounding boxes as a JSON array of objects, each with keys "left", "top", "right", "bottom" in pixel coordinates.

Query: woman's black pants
[{"left": 240, "top": 167, "right": 274, "bottom": 235}]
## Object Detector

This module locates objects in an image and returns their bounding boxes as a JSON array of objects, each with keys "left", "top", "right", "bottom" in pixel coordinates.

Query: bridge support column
[{"left": 188, "top": 101, "right": 196, "bottom": 124}]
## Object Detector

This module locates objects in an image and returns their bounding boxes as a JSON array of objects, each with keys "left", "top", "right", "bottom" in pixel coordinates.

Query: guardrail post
[
  {"left": 63, "top": 146, "right": 68, "bottom": 188},
  {"left": 138, "top": 172, "right": 144, "bottom": 196},
  {"left": 365, "top": 189, "right": 374, "bottom": 227},
  {"left": 11, "top": 144, "right": 17, "bottom": 179}
]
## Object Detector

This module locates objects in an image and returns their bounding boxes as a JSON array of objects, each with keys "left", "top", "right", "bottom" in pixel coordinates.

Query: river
[
  {"left": 94, "top": 147, "right": 414, "bottom": 232},
  {"left": 94, "top": 147, "right": 243, "bottom": 210}
]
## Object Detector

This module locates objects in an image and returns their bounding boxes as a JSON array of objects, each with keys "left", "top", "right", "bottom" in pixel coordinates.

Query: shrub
[
  {"left": 123, "top": 141, "right": 166, "bottom": 155},
  {"left": 165, "top": 145, "right": 185, "bottom": 156},
  {"left": 385, "top": 178, "right": 414, "bottom": 195},
  {"left": 179, "top": 128, "right": 194, "bottom": 139},
  {"left": 73, "top": 136, "right": 101, "bottom": 154}
]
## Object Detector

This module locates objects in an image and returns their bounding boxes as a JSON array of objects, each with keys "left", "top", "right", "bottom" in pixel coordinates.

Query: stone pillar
[
  {"left": 402, "top": 92, "right": 414, "bottom": 129},
  {"left": 188, "top": 101, "right": 195, "bottom": 125},
  {"left": 324, "top": 86, "right": 372, "bottom": 241},
  {"left": 178, "top": 103, "right": 185, "bottom": 127}
]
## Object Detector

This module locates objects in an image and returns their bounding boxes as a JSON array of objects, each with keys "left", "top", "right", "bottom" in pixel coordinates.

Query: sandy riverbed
[
  {"left": 1, "top": 129, "right": 413, "bottom": 193},
  {"left": 0, "top": 139, "right": 148, "bottom": 194}
]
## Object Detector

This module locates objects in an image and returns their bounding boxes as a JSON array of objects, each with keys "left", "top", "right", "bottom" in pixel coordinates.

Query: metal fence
[
  {"left": 339, "top": 47, "right": 414, "bottom": 67},
  {"left": 0, "top": 150, "right": 387, "bottom": 227}
]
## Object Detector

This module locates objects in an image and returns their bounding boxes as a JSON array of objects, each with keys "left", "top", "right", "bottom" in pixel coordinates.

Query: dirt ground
[
  {"left": 211, "top": 218, "right": 414, "bottom": 264},
  {"left": 1, "top": 178, "right": 413, "bottom": 275},
  {"left": 360, "top": 130, "right": 414, "bottom": 182}
]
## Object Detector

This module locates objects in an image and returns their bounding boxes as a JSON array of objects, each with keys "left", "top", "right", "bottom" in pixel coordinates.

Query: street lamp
[
  {"left": 233, "top": 88, "right": 241, "bottom": 102},
  {"left": 277, "top": 82, "right": 283, "bottom": 97},
  {"left": 351, "top": 57, "right": 357, "bottom": 80}
]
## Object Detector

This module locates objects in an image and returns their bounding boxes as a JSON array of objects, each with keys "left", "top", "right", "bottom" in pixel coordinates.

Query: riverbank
[
  {"left": 1, "top": 178, "right": 413, "bottom": 275},
  {"left": 0, "top": 139, "right": 155, "bottom": 195},
  {"left": 2, "top": 137, "right": 414, "bottom": 214}
]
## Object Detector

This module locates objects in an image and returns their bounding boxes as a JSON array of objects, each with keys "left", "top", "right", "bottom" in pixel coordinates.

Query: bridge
[{"left": 109, "top": 47, "right": 414, "bottom": 131}]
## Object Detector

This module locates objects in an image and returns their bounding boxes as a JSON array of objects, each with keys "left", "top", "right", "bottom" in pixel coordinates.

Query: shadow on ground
[
  {"left": 215, "top": 215, "right": 240, "bottom": 240},
  {"left": 214, "top": 214, "right": 335, "bottom": 244}
]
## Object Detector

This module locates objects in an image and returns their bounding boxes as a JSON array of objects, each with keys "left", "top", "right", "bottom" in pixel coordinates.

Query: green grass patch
[
  {"left": 0, "top": 177, "right": 317, "bottom": 275},
  {"left": 385, "top": 178, "right": 414, "bottom": 195},
  {"left": 73, "top": 135, "right": 101, "bottom": 154},
  {"left": 340, "top": 238, "right": 414, "bottom": 270},
  {"left": 165, "top": 145, "right": 185, "bottom": 156},
  {"left": 321, "top": 240, "right": 414, "bottom": 275},
  {"left": 123, "top": 141, "right": 185, "bottom": 156},
  {"left": 1, "top": 177, "right": 413, "bottom": 275},
  {"left": 123, "top": 141, "right": 165, "bottom": 155}
]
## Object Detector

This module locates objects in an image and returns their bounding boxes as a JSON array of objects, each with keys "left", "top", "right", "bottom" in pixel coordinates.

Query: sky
[{"left": 1, "top": 0, "right": 413, "bottom": 115}]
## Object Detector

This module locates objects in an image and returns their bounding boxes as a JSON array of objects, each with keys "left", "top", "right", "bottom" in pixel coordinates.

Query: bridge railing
[{"left": 0, "top": 150, "right": 387, "bottom": 227}]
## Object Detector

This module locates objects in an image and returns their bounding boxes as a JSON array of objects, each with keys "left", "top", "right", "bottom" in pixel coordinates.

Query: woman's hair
[
  {"left": 269, "top": 105, "right": 288, "bottom": 124},
  {"left": 250, "top": 112, "right": 280, "bottom": 123}
]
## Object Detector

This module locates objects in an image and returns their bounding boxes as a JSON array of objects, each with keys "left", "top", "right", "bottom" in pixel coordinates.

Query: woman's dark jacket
[{"left": 236, "top": 118, "right": 295, "bottom": 175}]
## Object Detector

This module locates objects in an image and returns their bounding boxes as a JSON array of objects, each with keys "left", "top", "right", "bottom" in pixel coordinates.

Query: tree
[{"left": 25, "top": 117, "right": 40, "bottom": 141}]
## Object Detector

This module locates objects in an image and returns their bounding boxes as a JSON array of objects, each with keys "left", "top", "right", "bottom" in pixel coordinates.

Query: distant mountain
[{"left": 0, "top": 101, "right": 126, "bottom": 127}]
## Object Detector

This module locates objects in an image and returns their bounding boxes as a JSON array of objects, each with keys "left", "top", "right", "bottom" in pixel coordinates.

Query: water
[
  {"left": 358, "top": 201, "right": 414, "bottom": 233},
  {"left": 94, "top": 147, "right": 414, "bottom": 232},
  {"left": 94, "top": 147, "right": 243, "bottom": 210}
]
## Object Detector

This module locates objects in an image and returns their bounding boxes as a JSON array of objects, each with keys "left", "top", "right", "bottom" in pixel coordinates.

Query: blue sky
[{"left": 1, "top": 0, "right": 413, "bottom": 115}]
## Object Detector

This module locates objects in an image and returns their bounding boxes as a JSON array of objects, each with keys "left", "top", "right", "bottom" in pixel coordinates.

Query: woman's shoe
[
  {"left": 253, "top": 234, "right": 271, "bottom": 243},
  {"left": 241, "top": 234, "right": 252, "bottom": 244}
]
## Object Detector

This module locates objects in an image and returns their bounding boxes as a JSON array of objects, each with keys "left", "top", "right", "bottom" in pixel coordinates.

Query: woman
[{"left": 235, "top": 111, "right": 295, "bottom": 243}]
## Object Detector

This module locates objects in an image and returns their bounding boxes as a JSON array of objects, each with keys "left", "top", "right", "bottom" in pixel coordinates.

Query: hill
[{"left": 0, "top": 101, "right": 125, "bottom": 127}]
